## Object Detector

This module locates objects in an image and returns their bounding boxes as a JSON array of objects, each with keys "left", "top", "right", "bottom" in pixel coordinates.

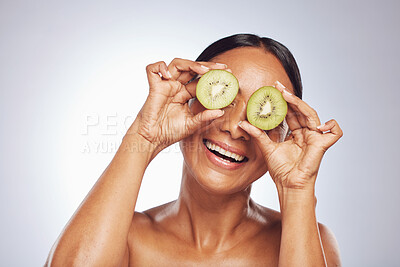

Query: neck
[{"left": 176, "top": 163, "right": 253, "bottom": 252}]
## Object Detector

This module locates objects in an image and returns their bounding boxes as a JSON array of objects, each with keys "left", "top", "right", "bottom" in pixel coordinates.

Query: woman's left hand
[{"left": 239, "top": 82, "right": 343, "bottom": 190}]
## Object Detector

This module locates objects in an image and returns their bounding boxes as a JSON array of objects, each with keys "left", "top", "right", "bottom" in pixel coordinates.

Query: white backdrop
[{"left": 1, "top": 0, "right": 399, "bottom": 266}]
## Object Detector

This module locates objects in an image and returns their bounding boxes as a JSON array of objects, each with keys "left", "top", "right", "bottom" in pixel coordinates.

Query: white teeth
[
  {"left": 205, "top": 140, "right": 245, "bottom": 162},
  {"left": 214, "top": 145, "right": 220, "bottom": 152}
]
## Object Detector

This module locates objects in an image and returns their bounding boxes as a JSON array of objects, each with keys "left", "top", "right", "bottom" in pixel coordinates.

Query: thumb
[
  {"left": 238, "top": 121, "right": 275, "bottom": 153},
  {"left": 186, "top": 109, "right": 224, "bottom": 134}
]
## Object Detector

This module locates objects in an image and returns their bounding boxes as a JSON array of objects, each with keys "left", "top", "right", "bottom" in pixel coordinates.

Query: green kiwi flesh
[
  {"left": 246, "top": 86, "right": 288, "bottom": 130},
  {"left": 196, "top": 70, "right": 239, "bottom": 109}
]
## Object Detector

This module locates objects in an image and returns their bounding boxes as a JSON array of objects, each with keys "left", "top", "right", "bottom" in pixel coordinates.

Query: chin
[{"left": 194, "top": 170, "right": 257, "bottom": 196}]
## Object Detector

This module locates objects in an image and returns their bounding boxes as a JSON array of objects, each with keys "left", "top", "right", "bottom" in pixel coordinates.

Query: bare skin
[{"left": 46, "top": 47, "right": 342, "bottom": 266}]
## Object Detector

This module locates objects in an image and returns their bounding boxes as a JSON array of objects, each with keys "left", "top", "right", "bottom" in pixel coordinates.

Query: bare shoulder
[
  {"left": 126, "top": 201, "right": 187, "bottom": 266},
  {"left": 318, "top": 223, "right": 342, "bottom": 266},
  {"left": 128, "top": 201, "right": 176, "bottom": 235},
  {"left": 253, "top": 201, "right": 341, "bottom": 266},
  {"left": 251, "top": 200, "right": 282, "bottom": 228},
  {"left": 247, "top": 201, "right": 283, "bottom": 246},
  {"left": 129, "top": 204, "right": 177, "bottom": 244}
]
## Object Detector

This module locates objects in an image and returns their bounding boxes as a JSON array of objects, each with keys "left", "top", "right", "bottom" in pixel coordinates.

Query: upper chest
[{"left": 128, "top": 226, "right": 281, "bottom": 266}]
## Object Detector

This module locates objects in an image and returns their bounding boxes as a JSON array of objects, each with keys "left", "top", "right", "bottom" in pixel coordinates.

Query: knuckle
[
  {"left": 170, "top": 58, "right": 182, "bottom": 65},
  {"left": 197, "top": 61, "right": 208, "bottom": 66},
  {"left": 310, "top": 108, "right": 318, "bottom": 116},
  {"left": 159, "top": 61, "right": 167, "bottom": 69},
  {"left": 146, "top": 61, "right": 166, "bottom": 73},
  {"left": 293, "top": 98, "right": 301, "bottom": 107},
  {"left": 307, "top": 117, "right": 318, "bottom": 126},
  {"left": 146, "top": 61, "right": 159, "bottom": 69},
  {"left": 307, "top": 109, "right": 318, "bottom": 120}
]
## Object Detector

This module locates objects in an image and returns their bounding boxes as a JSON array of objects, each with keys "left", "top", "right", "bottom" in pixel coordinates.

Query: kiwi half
[
  {"left": 246, "top": 86, "right": 288, "bottom": 130},
  {"left": 196, "top": 70, "right": 239, "bottom": 109}
]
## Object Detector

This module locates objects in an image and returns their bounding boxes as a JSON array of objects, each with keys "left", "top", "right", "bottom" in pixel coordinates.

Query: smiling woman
[{"left": 45, "top": 34, "right": 343, "bottom": 266}]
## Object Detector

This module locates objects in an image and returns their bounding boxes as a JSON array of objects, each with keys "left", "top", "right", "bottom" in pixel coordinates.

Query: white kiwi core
[
  {"left": 259, "top": 101, "right": 272, "bottom": 116},
  {"left": 211, "top": 84, "right": 226, "bottom": 98}
]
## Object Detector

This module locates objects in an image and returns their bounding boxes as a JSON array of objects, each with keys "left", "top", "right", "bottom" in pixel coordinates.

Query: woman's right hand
[{"left": 130, "top": 58, "right": 228, "bottom": 157}]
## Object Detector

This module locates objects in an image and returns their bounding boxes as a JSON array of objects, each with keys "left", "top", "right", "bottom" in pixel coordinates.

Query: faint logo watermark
[{"left": 80, "top": 113, "right": 184, "bottom": 154}]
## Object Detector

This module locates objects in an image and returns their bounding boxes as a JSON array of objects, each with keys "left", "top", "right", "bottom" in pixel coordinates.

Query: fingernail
[
  {"left": 201, "top": 65, "right": 209, "bottom": 70},
  {"left": 238, "top": 121, "right": 243, "bottom": 127},
  {"left": 283, "top": 89, "right": 292, "bottom": 96},
  {"left": 317, "top": 123, "right": 325, "bottom": 129},
  {"left": 216, "top": 63, "right": 228, "bottom": 68},
  {"left": 167, "top": 71, "right": 172, "bottom": 78},
  {"left": 217, "top": 110, "right": 225, "bottom": 116},
  {"left": 276, "top": 80, "right": 286, "bottom": 89}
]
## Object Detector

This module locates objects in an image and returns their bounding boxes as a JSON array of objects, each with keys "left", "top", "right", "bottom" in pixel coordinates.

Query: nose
[{"left": 218, "top": 100, "right": 250, "bottom": 141}]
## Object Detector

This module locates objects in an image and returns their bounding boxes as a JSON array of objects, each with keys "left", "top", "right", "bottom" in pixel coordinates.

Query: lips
[{"left": 203, "top": 139, "right": 248, "bottom": 170}]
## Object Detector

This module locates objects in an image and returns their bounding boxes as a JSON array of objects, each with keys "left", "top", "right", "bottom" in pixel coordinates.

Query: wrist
[
  {"left": 274, "top": 173, "right": 317, "bottom": 196},
  {"left": 122, "top": 121, "right": 159, "bottom": 163},
  {"left": 276, "top": 184, "right": 317, "bottom": 212}
]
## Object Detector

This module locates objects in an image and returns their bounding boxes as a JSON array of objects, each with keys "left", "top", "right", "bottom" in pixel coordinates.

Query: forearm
[
  {"left": 277, "top": 184, "right": 326, "bottom": 267},
  {"left": 48, "top": 124, "right": 155, "bottom": 266}
]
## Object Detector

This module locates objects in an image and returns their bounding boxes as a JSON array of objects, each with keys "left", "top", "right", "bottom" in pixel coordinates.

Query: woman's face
[{"left": 180, "top": 47, "right": 294, "bottom": 195}]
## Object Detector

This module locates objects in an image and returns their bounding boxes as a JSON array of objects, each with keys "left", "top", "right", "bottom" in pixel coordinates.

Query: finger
[
  {"left": 198, "top": 61, "right": 229, "bottom": 70},
  {"left": 184, "top": 66, "right": 232, "bottom": 86},
  {"left": 174, "top": 82, "right": 196, "bottom": 103},
  {"left": 274, "top": 81, "right": 306, "bottom": 128},
  {"left": 185, "top": 80, "right": 197, "bottom": 99},
  {"left": 317, "top": 119, "right": 343, "bottom": 148},
  {"left": 275, "top": 81, "right": 321, "bottom": 130},
  {"left": 317, "top": 119, "right": 342, "bottom": 134},
  {"left": 146, "top": 61, "right": 171, "bottom": 88},
  {"left": 285, "top": 106, "right": 302, "bottom": 132},
  {"left": 178, "top": 67, "right": 231, "bottom": 86},
  {"left": 295, "top": 119, "right": 343, "bottom": 176},
  {"left": 169, "top": 59, "right": 230, "bottom": 84},
  {"left": 185, "top": 66, "right": 232, "bottom": 85},
  {"left": 168, "top": 58, "right": 210, "bottom": 81},
  {"left": 238, "top": 120, "right": 275, "bottom": 153},
  {"left": 186, "top": 109, "right": 225, "bottom": 133}
]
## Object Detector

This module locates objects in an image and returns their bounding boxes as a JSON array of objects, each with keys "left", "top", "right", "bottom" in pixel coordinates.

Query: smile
[{"left": 203, "top": 139, "right": 248, "bottom": 167}]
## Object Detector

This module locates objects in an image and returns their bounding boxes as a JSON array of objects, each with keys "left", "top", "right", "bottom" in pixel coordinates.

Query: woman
[{"left": 46, "top": 34, "right": 343, "bottom": 266}]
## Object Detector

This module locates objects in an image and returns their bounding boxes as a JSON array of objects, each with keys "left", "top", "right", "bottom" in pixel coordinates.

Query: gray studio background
[{"left": 1, "top": 0, "right": 399, "bottom": 266}]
